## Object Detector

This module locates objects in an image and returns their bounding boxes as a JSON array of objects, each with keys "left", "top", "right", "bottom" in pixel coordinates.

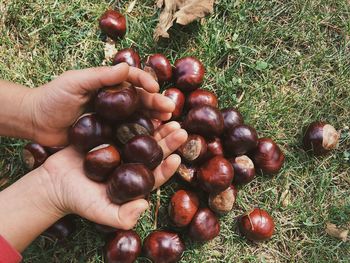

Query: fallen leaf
[
  {"left": 102, "top": 38, "right": 117, "bottom": 65},
  {"left": 280, "top": 189, "right": 291, "bottom": 207},
  {"left": 127, "top": 0, "right": 137, "bottom": 13},
  {"left": 325, "top": 222, "right": 348, "bottom": 241}
]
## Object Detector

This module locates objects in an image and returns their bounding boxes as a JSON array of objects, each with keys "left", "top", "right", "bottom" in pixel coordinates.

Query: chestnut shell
[
  {"left": 168, "top": 190, "right": 200, "bottom": 227},
  {"left": 208, "top": 185, "right": 238, "bottom": 214},
  {"left": 223, "top": 124, "right": 258, "bottom": 156},
  {"left": 106, "top": 230, "right": 141, "bottom": 263},
  {"left": 188, "top": 208, "right": 220, "bottom": 242},
  {"left": 143, "top": 231, "right": 185, "bottom": 263},
  {"left": 163, "top": 88, "right": 185, "bottom": 120},
  {"left": 22, "top": 142, "right": 49, "bottom": 170},
  {"left": 186, "top": 89, "right": 218, "bottom": 109},
  {"left": 230, "top": 155, "right": 255, "bottom": 185},
  {"left": 107, "top": 163, "right": 154, "bottom": 205},
  {"left": 99, "top": 10, "right": 126, "bottom": 40},
  {"left": 239, "top": 208, "right": 275, "bottom": 242},
  {"left": 123, "top": 135, "right": 163, "bottom": 170},
  {"left": 174, "top": 57, "right": 205, "bottom": 92},
  {"left": 43, "top": 215, "right": 76, "bottom": 241},
  {"left": 112, "top": 48, "right": 141, "bottom": 68},
  {"left": 221, "top": 107, "right": 244, "bottom": 131},
  {"left": 145, "top": 54, "right": 172, "bottom": 83}
]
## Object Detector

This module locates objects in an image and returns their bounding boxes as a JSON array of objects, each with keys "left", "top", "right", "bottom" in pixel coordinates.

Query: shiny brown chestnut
[
  {"left": 43, "top": 215, "right": 76, "bottom": 241},
  {"left": 252, "top": 138, "right": 285, "bottom": 175},
  {"left": 168, "top": 190, "right": 199, "bottom": 227},
  {"left": 239, "top": 208, "right": 275, "bottom": 242},
  {"left": 130, "top": 114, "right": 154, "bottom": 135},
  {"left": 112, "top": 48, "right": 141, "bottom": 68},
  {"left": 163, "top": 88, "right": 185, "bottom": 120},
  {"left": 177, "top": 134, "right": 207, "bottom": 163},
  {"left": 198, "top": 156, "right": 234, "bottom": 193},
  {"left": 106, "top": 230, "right": 141, "bottom": 263},
  {"left": 188, "top": 208, "right": 220, "bottom": 242},
  {"left": 123, "top": 135, "right": 163, "bottom": 170},
  {"left": 176, "top": 163, "right": 198, "bottom": 186},
  {"left": 184, "top": 105, "right": 224, "bottom": 138},
  {"left": 107, "top": 163, "right": 154, "bottom": 205},
  {"left": 22, "top": 142, "right": 49, "bottom": 170},
  {"left": 99, "top": 10, "right": 126, "bottom": 40},
  {"left": 143, "top": 231, "right": 185, "bottom": 263},
  {"left": 230, "top": 155, "right": 255, "bottom": 185},
  {"left": 204, "top": 137, "right": 224, "bottom": 160},
  {"left": 303, "top": 121, "right": 339, "bottom": 156},
  {"left": 223, "top": 124, "right": 258, "bottom": 156},
  {"left": 221, "top": 107, "right": 244, "bottom": 131},
  {"left": 186, "top": 89, "right": 218, "bottom": 109},
  {"left": 145, "top": 54, "right": 172, "bottom": 84},
  {"left": 68, "top": 113, "right": 112, "bottom": 152},
  {"left": 95, "top": 82, "right": 139, "bottom": 122},
  {"left": 208, "top": 185, "right": 238, "bottom": 214},
  {"left": 174, "top": 57, "right": 205, "bottom": 92},
  {"left": 84, "top": 144, "right": 121, "bottom": 182}
]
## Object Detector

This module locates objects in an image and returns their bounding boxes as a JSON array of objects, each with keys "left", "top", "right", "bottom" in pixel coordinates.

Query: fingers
[
  {"left": 154, "top": 121, "right": 181, "bottom": 141},
  {"left": 153, "top": 154, "right": 181, "bottom": 189},
  {"left": 145, "top": 111, "right": 172, "bottom": 121},
  {"left": 158, "top": 129, "right": 188, "bottom": 157},
  {"left": 128, "top": 67, "right": 159, "bottom": 93},
  {"left": 137, "top": 88, "right": 175, "bottom": 113}
]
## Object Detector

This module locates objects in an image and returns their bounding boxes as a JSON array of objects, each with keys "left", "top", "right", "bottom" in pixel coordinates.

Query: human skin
[{"left": 0, "top": 63, "right": 188, "bottom": 252}]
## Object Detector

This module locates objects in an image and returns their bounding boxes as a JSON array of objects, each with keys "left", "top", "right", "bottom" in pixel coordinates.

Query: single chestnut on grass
[
  {"left": 252, "top": 138, "right": 285, "bottom": 175},
  {"left": 177, "top": 134, "right": 207, "bottom": 163},
  {"left": 43, "top": 215, "right": 76, "bottom": 241},
  {"left": 303, "top": 121, "right": 339, "bottom": 156},
  {"left": 174, "top": 56, "right": 205, "bottom": 92},
  {"left": 223, "top": 124, "right": 258, "bottom": 156},
  {"left": 105, "top": 230, "right": 141, "bottom": 263},
  {"left": 176, "top": 163, "right": 198, "bottom": 186},
  {"left": 188, "top": 208, "right": 220, "bottom": 242},
  {"left": 95, "top": 82, "right": 139, "bottom": 122},
  {"left": 186, "top": 89, "right": 218, "bottom": 109},
  {"left": 107, "top": 163, "right": 154, "bottom": 205},
  {"left": 99, "top": 10, "right": 126, "bottom": 40},
  {"left": 69, "top": 113, "right": 112, "bottom": 152},
  {"left": 184, "top": 105, "right": 224, "bottom": 138},
  {"left": 198, "top": 156, "right": 234, "bottom": 193},
  {"left": 162, "top": 88, "right": 185, "bottom": 120},
  {"left": 230, "top": 155, "right": 255, "bottom": 185},
  {"left": 208, "top": 185, "right": 238, "bottom": 214},
  {"left": 238, "top": 208, "right": 275, "bottom": 242},
  {"left": 145, "top": 54, "right": 172, "bottom": 84},
  {"left": 221, "top": 107, "right": 244, "bottom": 131},
  {"left": 168, "top": 190, "right": 199, "bottom": 227},
  {"left": 84, "top": 144, "right": 121, "bottom": 182},
  {"left": 123, "top": 135, "right": 163, "bottom": 170},
  {"left": 143, "top": 231, "right": 185, "bottom": 263},
  {"left": 112, "top": 48, "right": 141, "bottom": 68},
  {"left": 22, "top": 142, "right": 49, "bottom": 170}
]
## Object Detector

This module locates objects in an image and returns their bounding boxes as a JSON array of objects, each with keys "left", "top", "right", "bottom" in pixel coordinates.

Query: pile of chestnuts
[{"left": 20, "top": 7, "right": 341, "bottom": 263}]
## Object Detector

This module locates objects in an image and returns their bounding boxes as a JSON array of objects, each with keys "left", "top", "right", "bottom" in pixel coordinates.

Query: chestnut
[
  {"left": 107, "top": 163, "right": 154, "bottom": 205},
  {"left": 115, "top": 123, "right": 151, "bottom": 145},
  {"left": 99, "top": 10, "right": 126, "bottom": 40},
  {"left": 198, "top": 156, "right": 233, "bottom": 193},
  {"left": 188, "top": 208, "right": 220, "bottom": 242},
  {"left": 69, "top": 113, "right": 112, "bottom": 152},
  {"left": 186, "top": 89, "right": 218, "bottom": 109},
  {"left": 221, "top": 107, "right": 244, "bottom": 131},
  {"left": 205, "top": 137, "right": 224, "bottom": 159},
  {"left": 95, "top": 82, "right": 139, "bottom": 122},
  {"left": 176, "top": 163, "right": 198, "bottom": 186},
  {"left": 143, "top": 231, "right": 185, "bottom": 263},
  {"left": 177, "top": 134, "right": 207, "bottom": 163},
  {"left": 251, "top": 138, "right": 285, "bottom": 175},
  {"left": 223, "top": 124, "right": 258, "bottom": 156},
  {"left": 84, "top": 144, "right": 121, "bottom": 182},
  {"left": 162, "top": 88, "right": 185, "bottom": 120},
  {"left": 106, "top": 230, "right": 141, "bottom": 263},
  {"left": 208, "top": 185, "right": 237, "bottom": 214},
  {"left": 112, "top": 48, "right": 141, "bottom": 68},
  {"left": 183, "top": 105, "right": 224, "bottom": 138},
  {"left": 238, "top": 208, "right": 275, "bottom": 242},
  {"left": 230, "top": 155, "right": 255, "bottom": 185},
  {"left": 174, "top": 57, "right": 205, "bottom": 92},
  {"left": 22, "top": 142, "right": 49, "bottom": 170},
  {"left": 303, "top": 121, "right": 339, "bottom": 156},
  {"left": 168, "top": 190, "right": 199, "bottom": 227},
  {"left": 43, "top": 215, "right": 76, "bottom": 241},
  {"left": 130, "top": 113, "right": 154, "bottom": 135},
  {"left": 123, "top": 135, "right": 163, "bottom": 170},
  {"left": 145, "top": 54, "right": 172, "bottom": 84}
]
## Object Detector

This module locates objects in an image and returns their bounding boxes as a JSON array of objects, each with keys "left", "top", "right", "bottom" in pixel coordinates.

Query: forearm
[
  {"left": 0, "top": 80, "right": 36, "bottom": 140},
  {"left": 0, "top": 167, "right": 64, "bottom": 252}
]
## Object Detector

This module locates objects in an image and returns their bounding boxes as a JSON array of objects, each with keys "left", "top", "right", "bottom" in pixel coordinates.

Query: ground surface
[{"left": 1, "top": 0, "right": 350, "bottom": 262}]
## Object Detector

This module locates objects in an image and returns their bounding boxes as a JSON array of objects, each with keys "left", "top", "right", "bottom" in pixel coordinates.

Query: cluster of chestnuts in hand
[{"left": 20, "top": 7, "right": 341, "bottom": 263}]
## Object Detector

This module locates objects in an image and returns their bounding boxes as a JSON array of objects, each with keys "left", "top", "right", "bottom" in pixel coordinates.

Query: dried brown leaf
[
  {"left": 325, "top": 222, "right": 348, "bottom": 241},
  {"left": 127, "top": 0, "right": 137, "bottom": 13},
  {"left": 102, "top": 38, "right": 117, "bottom": 65}
]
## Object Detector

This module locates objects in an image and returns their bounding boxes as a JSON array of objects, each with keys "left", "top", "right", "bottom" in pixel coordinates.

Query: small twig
[{"left": 153, "top": 187, "right": 161, "bottom": 229}]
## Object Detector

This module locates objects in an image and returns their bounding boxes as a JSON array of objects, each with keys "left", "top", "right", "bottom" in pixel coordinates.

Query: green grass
[{"left": 1, "top": 0, "right": 350, "bottom": 262}]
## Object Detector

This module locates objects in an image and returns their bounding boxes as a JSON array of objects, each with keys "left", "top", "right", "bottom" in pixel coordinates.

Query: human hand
[
  {"left": 39, "top": 121, "right": 187, "bottom": 229},
  {"left": 30, "top": 63, "right": 175, "bottom": 146}
]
